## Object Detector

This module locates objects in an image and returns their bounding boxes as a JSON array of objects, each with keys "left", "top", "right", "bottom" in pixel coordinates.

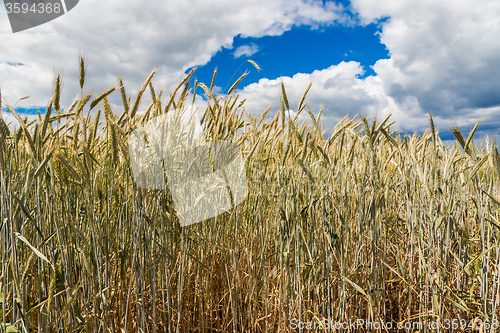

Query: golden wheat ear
[{"left": 1, "top": 62, "right": 498, "bottom": 332}]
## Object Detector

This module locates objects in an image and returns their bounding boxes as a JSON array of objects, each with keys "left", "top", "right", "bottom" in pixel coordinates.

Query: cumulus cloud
[
  {"left": 350, "top": 0, "right": 500, "bottom": 135},
  {"left": 2, "top": 0, "right": 499, "bottom": 139},
  {"left": 233, "top": 44, "right": 259, "bottom": 58},
  {"left": 237, "top": 0, "right": 500, "bottom": 137},
  {"left": 0, "top": 0, "right": 348, "bottom": 113},
  {"left": 239, "top": 61, "right": 405, "bottom": 134}
]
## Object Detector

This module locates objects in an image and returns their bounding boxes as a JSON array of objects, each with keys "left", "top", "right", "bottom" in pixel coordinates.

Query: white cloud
[
  {"left": 350, "top": 0, "right": 500, "bottom": 135},
  {"left": 0, "top": 0, "right": 348, "bottom": 113},
  {"left": 239, "top": 0, "right": 500, "bottom": 137},
  {"left": 233, "top": 44, "right": 259, "bottom": 58},
  {"left": 2, "top": 0, "right": 499, "bottom": 139},
  {"left": 239, "top": 61, "right": 404, "bottom": 134}
]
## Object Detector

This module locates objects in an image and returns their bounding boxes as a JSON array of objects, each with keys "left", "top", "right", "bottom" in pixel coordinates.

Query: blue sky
[
  {"left": 1, "top": 0, "right": 500, "bottom": 141},
  {"left": 192, "top": 22, "right": 389, "bottom": 87}
]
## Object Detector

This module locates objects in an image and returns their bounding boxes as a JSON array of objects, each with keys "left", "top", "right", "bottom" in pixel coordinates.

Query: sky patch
[{"left": 0, "top": 0, "right": 499, "bottom": 140}]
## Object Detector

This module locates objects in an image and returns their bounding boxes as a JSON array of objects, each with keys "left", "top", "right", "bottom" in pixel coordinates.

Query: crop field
[{"left": 1, "top": 59, "right": 500, "bottom": 332}]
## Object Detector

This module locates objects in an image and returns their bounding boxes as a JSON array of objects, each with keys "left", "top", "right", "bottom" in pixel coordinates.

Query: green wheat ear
[
  {"left": 492, "top": 139, "right": 500, "bottom": 176},
  {"left": 79, "top": 53, "right": 86, "bottom": 89},
  {"left": 53, "top": 74, "right": 61, "bottom": 112}
]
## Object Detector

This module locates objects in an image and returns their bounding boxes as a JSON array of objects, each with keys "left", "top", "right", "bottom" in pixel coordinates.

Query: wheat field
[{"left": 1, "top": 58, "right": 500, "bottom": 332}]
